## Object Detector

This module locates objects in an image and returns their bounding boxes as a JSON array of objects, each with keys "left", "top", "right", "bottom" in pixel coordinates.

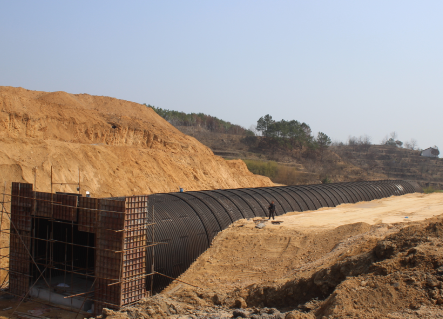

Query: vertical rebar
[
  {"left": 71, "top": 220, "right": 74, "bottom": 308},
  {"left": 64, "top": 229, "right": 67, "bottom": 285},
  {"left": 150, "top": 205, "right": 155, "bottom": 295},
  {"left": 0, "top": 182, "right": 5, "bottom": 285}
]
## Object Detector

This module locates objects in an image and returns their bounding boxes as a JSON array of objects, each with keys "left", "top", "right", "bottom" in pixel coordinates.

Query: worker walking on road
[{"left": 268, "top": 201, "right": 276, "bottom": 220}]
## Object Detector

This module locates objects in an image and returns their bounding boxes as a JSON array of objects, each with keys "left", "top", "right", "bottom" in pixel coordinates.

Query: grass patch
[
  {"left": 423, "top": 186, "right": 443, "bottom": 194},
  {"left": 243, "top": 159, "right": 314, "bottom": 185},
  {"left": 243, "top": 159, "right": 279, "bottom": 179}
]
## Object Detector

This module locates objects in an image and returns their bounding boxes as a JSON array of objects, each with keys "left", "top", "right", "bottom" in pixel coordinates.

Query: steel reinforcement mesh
[{"left": 147, "top": 180, "right": 420, "bottom": 291}]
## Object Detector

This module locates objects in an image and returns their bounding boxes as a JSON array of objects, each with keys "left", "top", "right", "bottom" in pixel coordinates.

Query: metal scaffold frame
[{"left": 0, "top": 170, "right": 159, "bottom": 317}]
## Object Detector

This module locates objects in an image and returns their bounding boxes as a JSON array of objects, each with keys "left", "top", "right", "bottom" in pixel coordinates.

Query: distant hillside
[
  {"left": 172, "top": 125, "right": 386, "bottom": 186},
  {"left": 333, "top": 144, "right": 443, "bottom": 188},
  {"left": 145, "top": 104, "right": 252, "bottom": 135},
  {"left": 149, "top": 105, "right": 443, "bottom": 188}
]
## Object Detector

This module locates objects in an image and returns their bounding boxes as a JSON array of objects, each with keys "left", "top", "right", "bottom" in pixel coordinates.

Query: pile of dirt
[
  {"left": 0, "top": 86, "right": 273, "bottom": 196},
  {"left": 101, "top": 193, "right": 443, "bottom": 318}
]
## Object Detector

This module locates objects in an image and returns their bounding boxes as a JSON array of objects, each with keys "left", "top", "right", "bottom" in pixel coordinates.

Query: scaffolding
[{"left": 0, "top": 177, "right": 158, "bottom": 317}]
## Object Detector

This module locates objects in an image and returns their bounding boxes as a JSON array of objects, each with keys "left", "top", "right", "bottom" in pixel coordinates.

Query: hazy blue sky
[{"left": 1, "top": 1, "right": 442, "bottom": 149}]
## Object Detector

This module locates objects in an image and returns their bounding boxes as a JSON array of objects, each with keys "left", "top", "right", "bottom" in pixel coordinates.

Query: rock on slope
[{"left": 0, "top": 86, "right": 274, "bottom": 197}]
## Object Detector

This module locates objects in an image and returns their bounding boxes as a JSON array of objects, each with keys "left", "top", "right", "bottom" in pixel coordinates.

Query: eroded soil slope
[
  {"left": 102, "top": 193, "right": 443, "bottom": 319},
  {"left": 0, "top": 86, "right": 273, "bottom": 196}
]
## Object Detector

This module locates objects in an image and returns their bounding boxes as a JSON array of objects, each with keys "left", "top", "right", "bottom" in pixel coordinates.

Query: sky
[{"left": 1, "top": 1, "right": 442, "bottom": 149}]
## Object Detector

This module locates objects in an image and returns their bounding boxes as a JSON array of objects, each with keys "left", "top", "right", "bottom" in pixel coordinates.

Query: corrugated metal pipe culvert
[{"left": 146, "top": 180, "right": 422, "bottom": 291}]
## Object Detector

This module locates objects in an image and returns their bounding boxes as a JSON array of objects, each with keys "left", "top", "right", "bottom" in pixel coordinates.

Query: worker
[{"left": 268, "top": 201, "right": 276, "bottom": 220}]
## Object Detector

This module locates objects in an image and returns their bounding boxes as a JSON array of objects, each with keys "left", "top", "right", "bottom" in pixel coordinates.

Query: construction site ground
[
  {"left": 2, "top": 192, "right": 443, "bottom": 318},
  {"left": 0, "top": 192, "right": 433, "bottom": 319}
]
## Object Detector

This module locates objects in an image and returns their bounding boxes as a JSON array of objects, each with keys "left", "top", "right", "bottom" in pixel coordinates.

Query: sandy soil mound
[
  {"left": 101, "top": 193, "right": 443, "bottom": 318},
  {"left": 0, "top": 86, "right": 273, "bottom": 196}
]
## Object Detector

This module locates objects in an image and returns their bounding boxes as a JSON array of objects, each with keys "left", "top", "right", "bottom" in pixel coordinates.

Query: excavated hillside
[
  {"left": 0, "top": 86, "right": 274, "bottom": 285},
  {"left": 0, "top": 86, "right": 274, "bottom": 197}
]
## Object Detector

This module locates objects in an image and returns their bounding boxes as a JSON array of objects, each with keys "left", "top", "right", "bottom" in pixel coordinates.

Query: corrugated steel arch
[
  {"left": 352, "top": 182, "right": 377, "bottom": 200},
  {"left": 327, "top": 183, "right": 355, "bottom": 203},
  {"left": 147, "top": 180, "right": 420, "bottom": 292},
  {"left": 401, "top": 180, "right": 417, "bottom": 193},
  {"left": 372, "top": 181, "right": 391, "bottom": 198},
  {"left": 147, "top": 194, "right": 209, "bottom": 288},
  {"left": 336, "top": 183, "right": 359, "bottom": 203},
  {"left": 380, "top": 181, "right": 401, "bottom": 196},
  {"left": 168, "top": 193, "right": 222, "bottom": 243},
  {"left": 200, "top": 191, "right": 242, "bottom": 222},
  {"left": 186, "top": 192, "right": 233, "bottom": 228},
  {"left": 299, "top": 185, "right": 331, "bottom": 207},
  {"left": 272, "top": 187, "right": 303, "bottom": 211},
  {"left": 225, "top": 189, "right": 267, "bottom": 217},
  {"left": 352, "top": 182, "right": 374, "bottom": 202},
  {"left": 319, "top": 184, "right": 350, "bottom": 204},
  {"left": 289, "top": 186, "right": 322, "bottom": 209},
  {"left": 345, "top": 183, "right": 366, "bottom": 202},
  {"left": 259, "top": 187, "right": 294, "bottom": 213},
  {"left": 331, "top": 183, "right": 358, "bottom": 203},
  {"left": 397, "top": 180, "right": 415, "bottom": 194},
  {"left": 246, "top": 187, "right": 292, "bottom": 215},
  {"left": 288, "top": 187, "right": 319, "bottom": 210},
  {"left": 237, "top": 188, "right": 277, "bottom": 215},
  {"left": 211, "top": 189, "right": 251, "bottom": 219},
  {"left": 308, "top": 185, "right": 340, "bottom": 206},
  {"left": 361, "top": 182, "right": 384, "bottom": 199},
  {"left": 274, "top": 187, "right": 306, "bottom": 211},
  {"left": 391, "top": 180, "right": 408, "bottom": 195}
]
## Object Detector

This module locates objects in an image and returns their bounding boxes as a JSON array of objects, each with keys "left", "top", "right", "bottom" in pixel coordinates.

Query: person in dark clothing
[{"left": 268, "top": 201, "right": 276, "bottom": 220}]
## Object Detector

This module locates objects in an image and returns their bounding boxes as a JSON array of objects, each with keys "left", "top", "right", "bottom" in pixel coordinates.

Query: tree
[
  {"left": 404, "top": 138, "right": 418, "bottom": 150},
  {"left": 384, "top": 138, "right": 397, "bottom": 147},
  {"left": 256, "top": 114, "right": 274, "bottom": 137},
  {"left": 317, "top": 132, "right": 332, "bottom": 161},
  {"left": 382, "top": 132, "right": 403, "bottom": 147}
]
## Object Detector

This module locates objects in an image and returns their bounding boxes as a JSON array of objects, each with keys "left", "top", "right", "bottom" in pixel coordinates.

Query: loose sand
[{"left": 280, "top": 192, "right": 443, "bottom": 230}]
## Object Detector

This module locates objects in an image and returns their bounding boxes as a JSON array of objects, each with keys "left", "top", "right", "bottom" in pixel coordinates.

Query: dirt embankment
[
  {"left": 0, "top": 86, "right": 274, "bottom": 197},
  {"left": 102, "top": 193, "right": 443, "bottom": 319}
]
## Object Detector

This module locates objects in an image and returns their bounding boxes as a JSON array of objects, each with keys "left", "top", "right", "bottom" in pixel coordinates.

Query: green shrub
[
  {"left": 321, "top": 176, "right": 332, "bottom": 184},
  {"left": 423, "top": 186, "right": 443, "bottom": 194},
  {"left": 243, "top": 160, "right": 311, "bottom": 185},
  {"left": 243, "top": 160, "right": 278, "bottom": 179}
]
